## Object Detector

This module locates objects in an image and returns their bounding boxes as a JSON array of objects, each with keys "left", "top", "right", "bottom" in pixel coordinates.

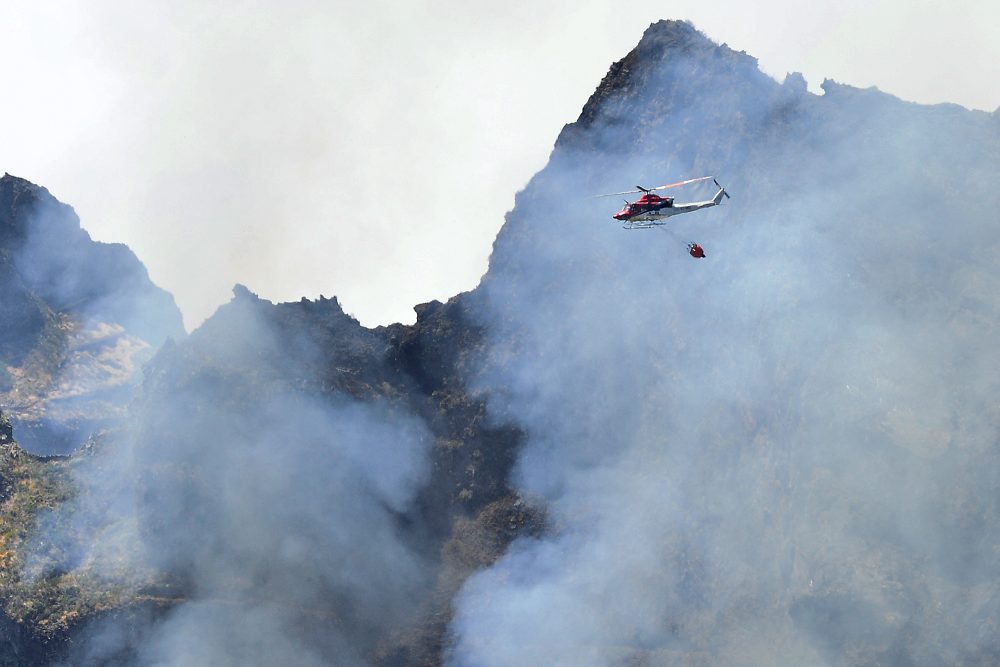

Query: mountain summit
[{"left": 0, "top": 174, "right": 185, "bottom": 453}]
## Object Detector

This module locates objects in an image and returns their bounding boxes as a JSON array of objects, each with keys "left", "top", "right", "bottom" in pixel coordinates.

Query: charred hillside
[
  {"left": 0, "top": 174, "right": 185, "bottom": 454},
  {"left": 0, "top": 284, "right": 536, "bottom": 664},
  {"left": 0, "top": 175, "right": 183, "bottom": 349},
  {"left": 3, "top": 18, "right": 1000, "bottom": 667}
]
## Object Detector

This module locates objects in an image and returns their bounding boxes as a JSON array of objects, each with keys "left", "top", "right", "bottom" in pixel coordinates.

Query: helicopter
[{"left": 595, "top": 176, "right": 730, "bottom": 230}]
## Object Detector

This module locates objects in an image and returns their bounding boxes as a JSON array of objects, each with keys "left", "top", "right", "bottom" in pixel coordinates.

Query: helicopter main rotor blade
[
  {"left": 648, "top": 176, "right": 713, "bottom": 191},
  {"left": 591, "top": 176, "right": 713, "bottom": 198},
  {"left": 591, "top": 188, "right": 645, "bottom": 198}
]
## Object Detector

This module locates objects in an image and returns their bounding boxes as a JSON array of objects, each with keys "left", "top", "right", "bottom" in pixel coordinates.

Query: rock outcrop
[{"left": 0, "top": 174, "right": 185, "bottom": 453}]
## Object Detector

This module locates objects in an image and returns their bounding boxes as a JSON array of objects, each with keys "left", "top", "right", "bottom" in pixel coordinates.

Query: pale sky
[{"left": 2, "top": 0, "right": 998, "bottom": 330}]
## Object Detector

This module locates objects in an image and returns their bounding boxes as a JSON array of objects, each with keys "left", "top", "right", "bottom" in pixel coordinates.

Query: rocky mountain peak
[
  {"left": 0, "top": 175, "right": 186, "bottom": 453},
  {"left": 0, "top": 173, "right": 185, "bottom": 346},
  {"left": 0, "top": 173, "right": 85, "bottom": 249},
  {"left": 557, "top": 20, "right": 769, "bottom": 151}
]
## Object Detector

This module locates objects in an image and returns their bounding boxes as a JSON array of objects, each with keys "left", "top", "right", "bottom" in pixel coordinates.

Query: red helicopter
[{"left": 594, "top": 176, "right": 729, "bottom": 258}]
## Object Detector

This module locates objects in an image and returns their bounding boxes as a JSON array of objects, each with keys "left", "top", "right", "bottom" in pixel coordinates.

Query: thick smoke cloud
[
  {"left": 23, "top": 293, "right": 435, "bottom": 665},
  {"left": 448, "top": 23, "right": 1000, "bottom": 666}
]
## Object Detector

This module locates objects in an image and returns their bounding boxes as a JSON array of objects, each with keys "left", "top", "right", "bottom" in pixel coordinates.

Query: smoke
[
  {"left": 0, "top": 176, "right": 184, "bottom": 454},
  {"left": 447, "top": 22, "right": 1000, "bottom": 666},
  {"left": 20, "top": 291, "right": 436, "bottom": 665}
]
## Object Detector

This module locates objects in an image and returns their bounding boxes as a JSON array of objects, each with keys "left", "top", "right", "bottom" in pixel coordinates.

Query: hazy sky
[{"left": 2, "top": 0, "right": 998, "bottom": 330}]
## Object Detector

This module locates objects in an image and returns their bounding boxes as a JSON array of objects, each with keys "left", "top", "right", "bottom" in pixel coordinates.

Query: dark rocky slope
[
  {"left": 0, "top": 287, "right": 539, "bottom": 665},
  {"left": 0, "top": 175, "right": 183, "bottom": 348},
  {"left": 0, "top": 175, "right": 185, "bottom": 454}
]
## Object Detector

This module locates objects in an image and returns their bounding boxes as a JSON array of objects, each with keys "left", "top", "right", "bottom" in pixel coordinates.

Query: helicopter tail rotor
[{"left": 713, "top": 178, "right": 731, "bottom": 199}]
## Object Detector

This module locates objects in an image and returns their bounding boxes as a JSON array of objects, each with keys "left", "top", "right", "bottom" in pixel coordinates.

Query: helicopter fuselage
[{"left": 615, "top": 186, "right": 727, "bottom": 228}]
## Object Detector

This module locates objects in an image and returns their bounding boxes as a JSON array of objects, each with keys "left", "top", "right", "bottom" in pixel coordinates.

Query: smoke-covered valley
[{"left": 2, "top": 19, "right": 1000, "bottom": 666}]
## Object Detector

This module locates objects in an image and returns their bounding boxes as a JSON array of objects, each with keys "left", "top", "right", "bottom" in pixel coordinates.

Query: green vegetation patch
[{"left": 0, "top": 443, "right": 135, "bottom": 638}]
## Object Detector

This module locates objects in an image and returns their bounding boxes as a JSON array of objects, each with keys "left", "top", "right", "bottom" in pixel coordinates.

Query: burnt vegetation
[{"left": 0, "top": 281, "right": 540, "bottom": 663}]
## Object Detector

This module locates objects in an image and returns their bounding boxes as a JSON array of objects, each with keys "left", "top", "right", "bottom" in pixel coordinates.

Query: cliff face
[
  {"left": 0, "top": 175, "right": 185, "bottom": 454},
  {"left": 0, "top": 175, "right": 184, "bottom": 348},
  {"left": 3, "top": 18, "right": 1000, "bottom": 667}
]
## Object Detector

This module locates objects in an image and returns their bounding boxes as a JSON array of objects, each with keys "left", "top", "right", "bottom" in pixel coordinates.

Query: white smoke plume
[
  {"left": 21, "top": 291, "right": 437, "bottom": 665},
  {"left": 447, "top": 21, "right": 1000, "bottom": 667}
]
